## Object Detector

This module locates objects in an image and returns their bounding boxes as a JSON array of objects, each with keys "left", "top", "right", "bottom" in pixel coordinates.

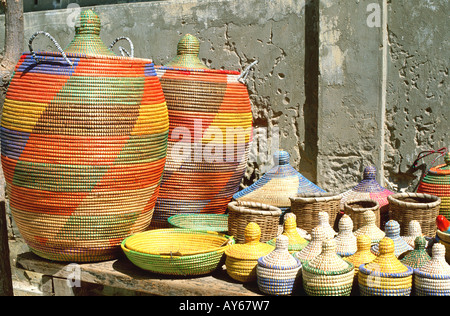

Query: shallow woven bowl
[
  {"left": 436, "top": 230, "right": 450, "bottom": 263},
  {"left": 121, "top": 229, "right": 234, "bottom": 276},
  {"left": 167, "top": 214, "right": 229, "bottom": 233}
]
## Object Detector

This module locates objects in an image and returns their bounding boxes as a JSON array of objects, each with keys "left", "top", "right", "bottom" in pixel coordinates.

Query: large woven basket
[
  {"left": 121, "top": 229, "right": 234, "bottom": 276},
  {"left": 302, "top": 239, "right": 355, "bottom": 296},
  {"left": 417, "top": 152, "right": 450, "bottom": 220},
  {"left": 359, "top": 238, "right": 413, "bottom": 296},
  {"left": 151, "top": 34, "right": 253, "bottom": 228},
  {"left": 289, "top": 192, "right": 341, "bottom": 233},
  {"left": 234, "top": 151, "right": 325, "bottom": 210},
  {"left": 343, "top": 199, "right": 380, "bottom": 230},
  {"left": 227, "top": 201, "right": 282, "bottom": 244},
  {"left": 1, "top": 10, "right": 168, "bottom": 262},
  {"left": 388, "top": 193, "right": 441, "bottom": 237}
]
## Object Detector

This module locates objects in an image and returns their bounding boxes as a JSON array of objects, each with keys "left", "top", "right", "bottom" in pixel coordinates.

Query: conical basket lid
[
  {"left": 64, "top": 10, "right": 115, "bottom": 56},
  {"left": 164, "top": 34, "right": 209, "bottom": 69},
  {"left": 225, "top": 222, "right": 274, "bottom": 260},
  {"left": 233, "top": 151, "right": 325, "bottom": 208}
]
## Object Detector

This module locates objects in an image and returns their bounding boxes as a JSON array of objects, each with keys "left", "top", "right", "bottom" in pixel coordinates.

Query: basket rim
[
  {"left": 155, "top": 64, "right": 241, "bottom": 75},
  {"left": 227, "top": 201, "right": 282, "bottom": 216},
  {"left": 358, "top": 264, "right": 414, "bottom": 278},
  {"left": 413, "top": 268, "right": 450, "bottom": 280},
  {"left": 23, "top": 51, "right": 154, "bottom": 64},
  {"left": 343, "top": 198, "right": 380, "bottom": 210},
  {"left": 387, "top": 193, "right": 441, "bottom": 209},
  {"left": 167, "top": 213, "right": 229, "bottom": 232},
  {"left": 302, "top": 260, "right": 354, "bottom": 276},
  {"left": 121, "top": 228, "right": 234, "bottom": 257},
  {"left": 289, "top": 192, "right": 342, "bottom": 203}
]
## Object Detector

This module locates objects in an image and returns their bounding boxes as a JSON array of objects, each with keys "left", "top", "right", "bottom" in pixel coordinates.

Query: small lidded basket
[
  {"left": 225, "top": 222, "right": 275, "bottom": 283},
  {"left": 294, "top": 226, "right": 326, "bottom": 265},
  {"left": 371, "top": 220, "right": 412, "bottom": 258},
  {"left": 400, "top": 236, "right": 431, "bottom": 269},
  {"left": 257, "top": 235, "right": 302, "bottom": 296},
  {"left": 302, "top": 239, "right": 355, "bottom": 296},
  {"left": 414, "top": 243, "right": 450, "bottom": 296},
  {"left": 401, "top": 220, "right": 428, "bottom": 249},
  {"left": 268, "top": 215, "right": 309, "bottom": 253},
  {"left": 353, "top": 210, "right": 385, "bottom": 245},
  {"left": 334, "top": 215, "right": 357, "bottom": 257},
  {"left": 359, "top": 238, "right": 413, "bottom": 296},
  {"left": 345, "top": 235, "right": 376, "bottom": 280}
]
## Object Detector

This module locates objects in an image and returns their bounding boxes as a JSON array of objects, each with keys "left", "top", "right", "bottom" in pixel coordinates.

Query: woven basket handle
[
  {"left": 109, "top": 37, "right": 134, "bottom": 58},
  {"left": 28, "top": 31, "right": 74, "bottom": 66},
  {"left": 238, "top": 60, "right": 258, "bottom": 84}
]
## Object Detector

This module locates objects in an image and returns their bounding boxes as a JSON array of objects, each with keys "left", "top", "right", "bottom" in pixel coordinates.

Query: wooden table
[{"left": 16, "top": 251, "right": 266, "bottom": 296}]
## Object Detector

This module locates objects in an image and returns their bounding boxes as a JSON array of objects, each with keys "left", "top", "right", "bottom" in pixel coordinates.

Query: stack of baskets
[{"left": 1, "top": 10, "right": 169, "bottom": 262}]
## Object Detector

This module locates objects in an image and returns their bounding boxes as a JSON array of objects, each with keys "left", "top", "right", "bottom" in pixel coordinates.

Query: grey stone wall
[{"left": 0, "top": 0, "right": 448, "bottom": 192}]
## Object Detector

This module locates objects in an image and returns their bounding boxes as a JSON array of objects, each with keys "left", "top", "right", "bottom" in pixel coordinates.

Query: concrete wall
[{"left": 0, "top": 0, "right": 448, "bottom": 193}]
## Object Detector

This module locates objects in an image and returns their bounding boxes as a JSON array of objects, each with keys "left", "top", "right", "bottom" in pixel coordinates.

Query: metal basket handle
[
  {"left": 109, "top": 36, "right": 134, "bottom": 57},
  {"left": 28, "top": 31, "right": 73, "bottom": 66}
]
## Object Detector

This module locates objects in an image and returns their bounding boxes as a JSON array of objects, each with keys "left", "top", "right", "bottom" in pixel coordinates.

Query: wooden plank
[
  {"left": 16, "top": 251, "right": 263, "bottom": 296},
  {"left": 0, "top": 201, "right": 13, "bottom": 296}
]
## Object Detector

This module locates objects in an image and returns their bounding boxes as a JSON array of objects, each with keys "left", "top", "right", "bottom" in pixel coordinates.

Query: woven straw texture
[
  {"left": 302, "top": 239, "right": 355, "bottom": 296},
  {"left": 340, "top": 166, "right": 394, "bottom": 229},
  {"left": 343, "top": 199, "right": 380, "bottom": 230},
  {"left": 167, "top": 213, "right": 228, "bottom": 233},
  {"left": 371, "top": 220, "right": 412, "bottom": 257},
  {"left": 152, "top": 34, "right": 252, "bottom": 228},
  {"left": 436, "top": 230, "right": 450, "bottom": 264},
  {"left": 334, "top": 215, "right": 357, "bottom": 257},
  {"left": 353, "top": 210, "right": 385, "bottom": 244},
  {"left": 1, "top": 10, "right": 168, "bottom": 262},
  {"left": 257, "top": 235, "right": 302, "bottom": 296},
  {"left": 388, "top": 192, "right": 441, "bottom": 237},
  {"left": 414, "top": 243, "right": 450, "bottom": 296},
  {"left": 267, "top": 215, "right": 309, "bottom": 253},
  {"left": 294, "top": 226, "right": 326, "bottom": 265},
  {"left": 227, "top": 201, "right": 282, "bottom": 244},
  {"left": 290, "top": 193, "right": 341, "bottom": 234},
  {"left": 121, "top": 229, "right": 234, "bottom": 276},
  {"left": 277, "top": 212, "right": 311, "bottom": 241},
  {"left": 234, "top": 151, "right": 325, "bottom": 209},
  {"left": 344, "top": 235, "right": 376, "bottom": 280},
  {"left": 225, "top": 222, "right": 275, "bottom": 283},
  {"left": 401, "top": 220, "right": 428, "bottom": 249},
  {"left": 359, "top": 238, "right": 413, "bottom": 296},
  {"left": 400, "top": 236, "right": 431, "bottom": 269},
  {"left": 417, "top": 152, "right": 450, "bottom": 220}
]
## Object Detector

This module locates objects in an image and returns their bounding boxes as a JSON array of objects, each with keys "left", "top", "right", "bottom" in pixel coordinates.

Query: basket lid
[
  {"left": 400, "top": 236, "right": 431, "bottom": 269},
  {"left": 344, "top": 235, "right": 376, "bottom": 268},
  {"left": 371, "top": 220, "right": 413, "bottom": 257},
  {"left": 268, "top": 215, "right": 309, "bottom": 251},
  {"left": 334, "top": 215, "right": 357, "bottom": 256},
  {"left": 64, "top": 10, "right": 115, "bottom": 56},
  {"left": 294, "top": 226, "right": 325, "bottom": 263},
  {"left": 225, "top": 222, "right": 274, "bottom": 260},
  {"left": 422, "top": 152, "right": 450, "bottom": 178},
  {"left": 415, "top": 243, "right": 450, "bottom": 278},
  {"left": 233, "top": 151, "right": 325, "bottom": 208},
  {"left": 317, "top": 211, "right": 337, "bottom": 239},
  {"left": 364, "top": 238, "right": 410, "bottom": 274},
  {"left": 401, "top": 220, "right": 427, "bottom": 248},
  {"left": 302, "top": 239, "right": 354, "bottom": 275},
  {"left": 164, "top": 34, "right": 209, "bottom": 69},
  {"left": 353, "top": 210, "right": 385, "bottom": 243},
  {"left": 258, "top": 235, "right": 302, "bottom": 270}
]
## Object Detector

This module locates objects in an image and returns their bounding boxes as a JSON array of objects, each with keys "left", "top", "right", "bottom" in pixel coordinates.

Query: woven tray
[{"left": 121, "top": 229, "right": 234, "bottom": 276}]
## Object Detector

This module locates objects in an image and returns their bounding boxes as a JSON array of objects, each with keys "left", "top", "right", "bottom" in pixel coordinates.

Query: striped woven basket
[
  {"left": 417, "top": 152, "right": 450, "bottom": 220},
  {"left": 257, "top": 235, "right": 302, "bottom": 296},
  {"left": 167, "top": 213, "right": 228, "bottom": 233},
  {"left": 388, "top": 192, "right": 441, "bottom": 237},
  {"left": 151, "top": 34, "right": 254, "bottom": 228},
  {"left": 414, "top": 243, "right": 450, "bottom": 296},
  {"left": 353, "top": 210, "right": 385, "bottom": 245},
  {"left": 359, "top": 238, "right": 413, "bottom": 296},
  {"left": 334, "top": 215, "right": 357, "bottom": 257},
  {"left": 400, "top": 236, "right": 431, "bottom": 269},
  {"left": 121, "top": 229, "right": 234, "bottom": 276},
  {"left": 371, "top": 220, "right": 412, "bottom": 258},
  {"left": 267, "top": 215, "right": 309, "bottom": 253},
  {"left": 1, "top": 10, "right": 168, "bottom": 262},
  {"left": 302, "top": 239, "right": 355, "bottom": 296}
]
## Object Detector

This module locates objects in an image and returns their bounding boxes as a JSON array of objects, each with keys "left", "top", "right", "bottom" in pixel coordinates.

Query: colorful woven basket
[
  {"left": 353, "top": 210, "right": 385, "bottom": 244},
  {"left": 388, "top": 192, "right": 441, "bottom": 237},
  {"left": 302, "top": 239, "right": 355, "bottom": 296},
  {"left": 436, "top": 230, "right": 450, "bottom": 264},
  {"left": 414, "top": 243, "right": 450, "bottom": 296},
  {"left": 257, "top": 235, "right": 302, "bottom": 296},
  {"left": 121, "top": 228, "right": 234, "bottom": 276},
  {"left": 417, "top": 152, "right": 450, "bottom": 220},
  {"left": 293, "top": 226, "right": 326, "bottom": 265},
  {"left": 227, "top": 201, "right": 282, "bottom": 244},
  {"left": 401, "top": 220, "right": 428, "bottom": 249},
  {"left": 359, "top": 238, "right": 413, "bottom": 296},
  {"left": 289, "top": 192, "right": 341, "bottom": 234},
  {"left": 340, "top": 166, "right": 394, "bottom": 229},
  {"left": 225, "top": 222, "right": 275, "bottom": 283},
  {"left": 267, "top": 215, "right": 309, "bottom": 253},
  {"left": 167, "top": 213, "right": 228, "bottom": 233},
  {"left": 343, "top": 199, "right": 380, "bottom": 230},
  {"left": 344, "top": 235, "right": 376, "bottom": 281},
  {"left": 277, "top": 212, "right": 311, "bottom": 241},
  {"left": 400, "top": 236, "right": 431, "bottom": 269},
  {"left": 317, "top": 211, "right": 337, "bottom": 240},
  {"left": 234, "top": 151, "right": 325, "bottom": 209},
  {"left": 1, "top": 10, "right": 168, "bottom": 262},
  {"left": 334, "top": 215, "right": 357, "bottom": 257},
  {"left": 371, "top": 220, "right": 412, "bottom": 257},
  {"left": 151, "top": 34, "right": 253, "bottom": 228}
]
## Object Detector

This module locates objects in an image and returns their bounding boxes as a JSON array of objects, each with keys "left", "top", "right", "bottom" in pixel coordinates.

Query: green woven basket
[
  {"left": 167, "top": 214, "right": 229, "bottom": 233},
  {"left": 121, "top": 229, "right": 234, "bottom": 276}
]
